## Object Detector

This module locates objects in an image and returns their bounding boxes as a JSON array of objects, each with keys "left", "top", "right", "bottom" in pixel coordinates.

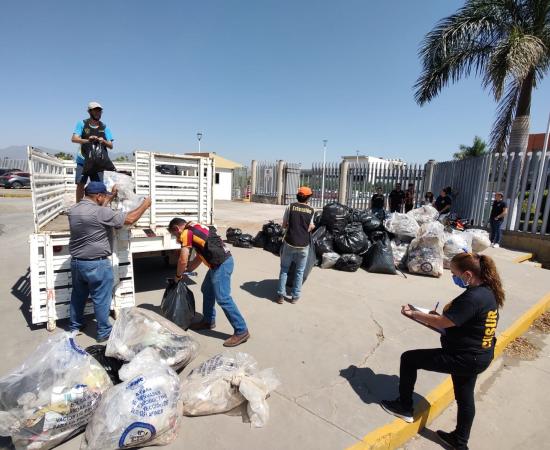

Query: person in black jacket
[
  {"left": 381, "top": 252, "right": 505, "bottom": 450},
  {"left": 489, "top": 192, "right": 508, "bottom": 248},
  {"left": 276, "top": 186, "right": 314, "bottom": 304},
  {"left": 370, "top": 186, "right": 386, "bottom": 219},
  {"left": 389, "top": 183, "right": 405, "bottom": 213}
]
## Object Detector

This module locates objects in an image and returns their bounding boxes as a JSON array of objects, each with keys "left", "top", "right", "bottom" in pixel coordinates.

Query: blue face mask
[{"left": 452, "top": 274, "right": 469, "bottom": 289}]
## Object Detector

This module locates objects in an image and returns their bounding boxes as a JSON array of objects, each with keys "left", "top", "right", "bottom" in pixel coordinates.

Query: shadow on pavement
[
  {"left": 10, "top": 268, "right": 42, "bottom": 330},
  {"left": 417, "top": 427, "right": 450, "bottom": 448},
  {"left": 133, "top": 257, "right": 197, "bottom": 293},
  {"left": 240, "top": 279, "right": 279, "bottom": 301}
]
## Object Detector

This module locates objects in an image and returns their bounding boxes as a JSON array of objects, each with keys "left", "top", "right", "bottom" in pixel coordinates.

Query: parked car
[
  {"left": 1, "top": 171, "right": 31, "bottom": 189},
  {"left": 0, "top": 168, "right": 18, "bottom": 177}
]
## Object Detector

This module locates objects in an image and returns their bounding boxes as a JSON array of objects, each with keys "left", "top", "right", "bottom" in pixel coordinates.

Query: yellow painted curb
[
  {"left": 513, "top": 253, "right": 534, "bottom": 264},
  {"left": 0, "top": 193, "right": 31, "bottom": 198},
  {"left": 348, "top": 291, "right": 550, "bottom": 450}
]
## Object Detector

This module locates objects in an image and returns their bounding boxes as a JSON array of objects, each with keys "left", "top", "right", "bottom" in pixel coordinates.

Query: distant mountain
[{"left": 0, "top": 145, "right": 133, "bottom": 161}]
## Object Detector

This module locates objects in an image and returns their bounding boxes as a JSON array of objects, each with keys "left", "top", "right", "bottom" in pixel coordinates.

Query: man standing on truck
[
  {"left": 168, "top": 218, "right": 250, "bottom": 347},
  {"left": 71, "top": 101, "right": 114, "bottom": 202},
  {"left": 68, "top": 181, "right": 151, "bottom": 342}
]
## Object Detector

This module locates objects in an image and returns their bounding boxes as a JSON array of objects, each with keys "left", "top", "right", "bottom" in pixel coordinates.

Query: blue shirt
[{"left": 73, "top": 120, "right": 114, "bottom": 164}]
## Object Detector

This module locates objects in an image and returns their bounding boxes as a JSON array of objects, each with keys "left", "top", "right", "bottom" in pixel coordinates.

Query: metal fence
[
  {"left": 283, "top": 163, "right": 301, "bottom": 204},
  {"left": 231, "top": 166, "right": 249, "bottom": 200},
  {"left": 346, "top": 162, "right": 426, "bottom": 210},
  {"left": 300, "top": 162, "right": 340, "bottom": 208},
  {"left": 1, "top": 157, "right": 28, "bottom": 171},
  {"left": 254, "top": 161, "right": 278, "bottom": 197}
]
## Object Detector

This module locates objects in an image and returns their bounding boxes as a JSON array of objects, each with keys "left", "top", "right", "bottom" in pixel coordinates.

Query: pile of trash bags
[
  {"left": 0, "top": 333, "right": 112, "bottom": 450},
  {"left": 180, "top": 352, "right": 280, "bottom": 428},
  {"left": 106, "top": 308, "right": 200, "bottom": 371},
  {"left": 103, "top": 171, "right": 144, "bottom": 214}
]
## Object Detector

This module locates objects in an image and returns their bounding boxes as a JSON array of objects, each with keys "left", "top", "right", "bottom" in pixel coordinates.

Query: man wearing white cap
[{"left": 71, "top": 101, "right": 114, "bottom": 202}]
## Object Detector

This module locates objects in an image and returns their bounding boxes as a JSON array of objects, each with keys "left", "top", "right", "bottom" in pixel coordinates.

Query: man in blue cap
[{"left": 68, "top": 181, "right": 151, "bottom": 341}]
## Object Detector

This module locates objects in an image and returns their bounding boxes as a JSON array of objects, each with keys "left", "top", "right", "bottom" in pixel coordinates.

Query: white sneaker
[{"left": 494, "top": 243, "right": 500, "bottom": 248}]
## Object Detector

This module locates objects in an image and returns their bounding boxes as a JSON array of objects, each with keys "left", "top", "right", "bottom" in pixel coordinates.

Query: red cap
[{"left": 297, "top": 186, "right": 313, "bottom": 196}]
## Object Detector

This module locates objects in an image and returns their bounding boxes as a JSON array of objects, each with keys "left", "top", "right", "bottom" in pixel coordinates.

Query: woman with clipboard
[{"left": 381, "top": 252, "right": 505, "bottom": 450}]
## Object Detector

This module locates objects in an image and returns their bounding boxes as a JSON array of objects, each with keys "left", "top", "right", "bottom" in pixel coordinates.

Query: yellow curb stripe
[
  {"left": 513, "top": 253, "right": 533, "bottom": 263},
  {"left": 0, "top": 193, "right": 32, "bottom": 198},
  {"left": 348, "top": 290, "right": 550, "bottom": 450}
]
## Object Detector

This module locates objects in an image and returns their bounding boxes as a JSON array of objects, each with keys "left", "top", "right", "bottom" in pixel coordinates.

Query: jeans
[
  {"left": 75, "top": 163, "right": 103, "bottom": 184},
  {"left": 201, "top": 256, "right": 248, "bottom": 335},
  {"left": 277, "top": 242, "right": 308, "bottom": 299},
  {"left": 398, "top": 348, "right": 492, "bottom": 447},
  {"left": 70, "top": 258, "right": 113, "bottom": 339},
  {"left": 490, "top": 219, "right": 503, "bottom": 244}
]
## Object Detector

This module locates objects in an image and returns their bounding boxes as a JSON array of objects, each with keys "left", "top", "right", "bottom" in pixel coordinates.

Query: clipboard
[{"left": 406, "top": 304, "right": 446, "bottom": 335}]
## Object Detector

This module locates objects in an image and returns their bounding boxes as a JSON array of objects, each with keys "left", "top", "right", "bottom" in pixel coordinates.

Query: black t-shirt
[
  {"left": 441, "top": 285, "right": 499, "bottom": 355},
  {"left": 434, "top": 195, "right": 452, "bottom": 212},
  {"left": 371, "top": 193, "right": 385, "bottom": 209},
  {"left": 490, "top": 200, "right": 507, "bottom": 221},
  {"left": 389, "top": 190, "right": 405, "bottom": 207},
  {"left": 284, "top": 202, "right": 314, "bottom": 247}
]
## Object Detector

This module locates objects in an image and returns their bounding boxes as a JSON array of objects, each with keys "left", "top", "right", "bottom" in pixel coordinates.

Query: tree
[
  {"left": 415, "top": 0, "right": 550, "bottom": 155},
  {"left": 114, "top": 155, "right": 129, "bottom": 162},
  {"left": 453, "top": 136, "right": 488, "bottom": 160},
  {"left": 54, "top": 152, "right": 74, "bottom": 160}
]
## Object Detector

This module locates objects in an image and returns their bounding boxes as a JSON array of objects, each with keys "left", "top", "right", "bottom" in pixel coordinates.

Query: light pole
[
  {"left": 197, "top": 132, "right": 203, "bottom": 153},
  {"left": 356, "top": 150, "right": 359, "bottom": 165},
  {"left": 321, "top": 139, "right": 327, "bottom": 206}
]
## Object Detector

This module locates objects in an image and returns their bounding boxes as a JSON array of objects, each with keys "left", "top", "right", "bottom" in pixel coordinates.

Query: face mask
[{"left": 452, "top": 274, "right": 469, "bottom": 289}]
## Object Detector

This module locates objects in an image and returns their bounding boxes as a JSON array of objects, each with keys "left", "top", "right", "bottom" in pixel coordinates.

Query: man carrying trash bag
[
  {"left": 168, "top": 218, "right": 250, "bottom": 347},
  {"left": 276, "top": 186, "right": 315, "bottom": 304}
]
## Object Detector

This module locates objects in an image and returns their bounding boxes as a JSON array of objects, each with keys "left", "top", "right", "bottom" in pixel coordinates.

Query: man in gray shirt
[{"left": 68, "top": 181, "right": 151, "bottom": 341}]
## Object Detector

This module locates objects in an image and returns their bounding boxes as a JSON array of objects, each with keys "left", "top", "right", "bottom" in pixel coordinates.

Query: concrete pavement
[{"left": 0, "top": 198, "right": 549, "bottom": 450}]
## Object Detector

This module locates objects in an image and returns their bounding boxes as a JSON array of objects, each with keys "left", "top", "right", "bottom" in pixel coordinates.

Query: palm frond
[{"left": 490, "top": 79, "right": 522, "bottom": 151}]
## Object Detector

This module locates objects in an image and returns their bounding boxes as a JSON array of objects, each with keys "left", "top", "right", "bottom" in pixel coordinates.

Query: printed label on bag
[
  {"left": 126, "top": 376, "right": 169, "bottom": 418},
  {"left": 43, "top": 390, "right": 100, "bottom": 431},
  {"left": 420, "top": 262, "right": 433, "bottom": 273},
  {"left": 119, "top": 422, "right": 156, "bottom": 448},
  {"left": 192, "top": 354, "right": 237, "bottom": 377}
]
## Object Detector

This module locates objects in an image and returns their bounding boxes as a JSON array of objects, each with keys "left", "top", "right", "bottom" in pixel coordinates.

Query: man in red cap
[{"left": 276, "top": 186, "right": 315, "bottom": 304}]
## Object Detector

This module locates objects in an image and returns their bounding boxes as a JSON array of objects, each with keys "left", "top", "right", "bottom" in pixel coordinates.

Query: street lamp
[
  {"left": 197, "top": 132, "right": 203, "bottom": 153},
  {"left": 321, "top": 139, "right": 327, "bottom": 206}
]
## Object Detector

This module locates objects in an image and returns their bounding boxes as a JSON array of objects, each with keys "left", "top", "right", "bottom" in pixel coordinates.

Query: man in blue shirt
[{"left": 71, "top": 101, "right": 114, "bottom": 202}]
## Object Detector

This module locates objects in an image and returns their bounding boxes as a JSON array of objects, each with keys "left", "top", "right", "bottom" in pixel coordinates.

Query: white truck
[{"left": 27, "top": 146, "right": 215, "bottom": 331}]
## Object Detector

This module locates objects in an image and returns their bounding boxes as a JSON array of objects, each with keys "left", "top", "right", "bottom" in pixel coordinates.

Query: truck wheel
[{"left": 47, "top": 319, "right": 57, "bottom": 332}]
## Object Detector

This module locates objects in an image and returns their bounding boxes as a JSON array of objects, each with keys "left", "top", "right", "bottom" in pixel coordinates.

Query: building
[
  {"left": 527, "top": 133, "right": 550, "bottom": 152},
  {"left": 185, "top": 152, "right": 243, "bottom": 200},
  {"left": 341, "top": 155, "right": 406, "bottom": 167}
]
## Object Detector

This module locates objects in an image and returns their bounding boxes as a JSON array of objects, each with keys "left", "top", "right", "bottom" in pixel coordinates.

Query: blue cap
[{"left": 85, "top": 181, "right": 111, "bottom": 195}]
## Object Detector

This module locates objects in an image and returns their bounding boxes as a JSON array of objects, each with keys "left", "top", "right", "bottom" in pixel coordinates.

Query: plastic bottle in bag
[
  {"left": 102, "top": 171, "right": 144, "bottom": 214},
  {"left": 383, "top": 213, "right": 420, "bottom": 240},
  {"left": 81, "top": 348, "right": 182, "bottom": 449},
  {"left": 0, "top": 333, "right": 112, "bottom": 450}
]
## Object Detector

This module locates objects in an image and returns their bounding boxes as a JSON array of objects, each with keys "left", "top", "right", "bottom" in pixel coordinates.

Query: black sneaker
[
  {"left": 436, "top": 430, "right": 468, "bottom": 449},
  {"left": 380, "top": 399, "right": 414, "bottom": 423}
]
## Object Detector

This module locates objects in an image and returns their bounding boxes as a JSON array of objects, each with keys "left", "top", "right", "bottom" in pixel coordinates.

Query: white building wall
[{"left": 214, "top": 168, "right": 233, "bottom": 200}]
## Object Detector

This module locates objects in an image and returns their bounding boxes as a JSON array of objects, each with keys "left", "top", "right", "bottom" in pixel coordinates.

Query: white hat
[{"left": 87, "top": 101, "right": 103, "bottom": 110}]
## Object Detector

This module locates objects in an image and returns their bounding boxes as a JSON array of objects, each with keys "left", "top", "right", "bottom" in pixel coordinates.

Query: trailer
[{"left": 28, "top": 146, "right": 215, "bottom": 331}]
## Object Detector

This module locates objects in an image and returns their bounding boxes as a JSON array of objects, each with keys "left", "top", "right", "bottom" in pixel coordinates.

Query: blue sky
[{"left": 1, "top": 0, "right": 548, "bottom": 166}]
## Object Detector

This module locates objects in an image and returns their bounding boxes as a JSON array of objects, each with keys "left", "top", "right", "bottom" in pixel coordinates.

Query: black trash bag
[
  {"left": 85, "top": 344, "right": 123, "bottom": 385},
  {"left": 262, "top": 221, "right": 284, "bottom": 237},
  {"left": 226, "top": 227, "right": 242, "bottom": 243},
  {"left": 252, "top": 231, "right": 266, "bottom": 248},
  {"left": 369, "top": 230, "right": 387, "bottom": 242},
  {"left": 320, "top": 202, "right": 349, "bottom": 232},
  {"left": 362, "top": 235, "right": 397, "bottom": 274},
  {"left": 264, "top": 235, "right": 284, "bottom": 255},
  {"left": 334, "top": 254, "right": 362, "bottom": 272},
  {"left": 233, "top": 234, "right": 254, "bottom": 248},
  {"left": 312, "top": 226, "right": 334, "bottom": 258},
  {"left": 313, "top": 210, "right": 322, "bottom": 228},
  {"left": 334, "top": 223, "right": 370, "bottom": 255},
  {"left": 349, "top": 209, "right": 370, "bottom": 224},
  {"left": 362, "top": 216, "right": 382, "bottom": 233},
  {"left": 372, "top": 209, "right": 386, "bottom": 221},
  {"left": 286, "top": 238, "right": 316, "bottom": 288},
  {"left": 160, "top": 279, "right": 196, "bottom": 330},
  {"left": 82, "top": 142, "right": 116, "bottom": 175}
]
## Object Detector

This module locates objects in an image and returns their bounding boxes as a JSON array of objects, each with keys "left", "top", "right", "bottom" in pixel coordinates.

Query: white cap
[{"left": 87, "top": 101, "right": 103, "bottom": 110}]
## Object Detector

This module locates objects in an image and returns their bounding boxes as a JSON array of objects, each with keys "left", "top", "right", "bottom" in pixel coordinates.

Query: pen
[{"left": 434, "top": 301, "right": 439, "bottom": 312}]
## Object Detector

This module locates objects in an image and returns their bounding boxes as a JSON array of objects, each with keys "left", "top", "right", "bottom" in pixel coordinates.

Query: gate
[
  {"left": 300, "top": 162, "right": 340, "bottom": 209},
  {"left": 231, "top": 166, "right": 249, "bottom": 200},
  {"left": 284, "top": 163, "right": 301, "bottom": 204}
]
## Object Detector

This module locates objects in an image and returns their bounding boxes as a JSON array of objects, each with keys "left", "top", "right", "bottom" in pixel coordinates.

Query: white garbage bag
[
  {"left": 320, "top": 252, "right": 340, "bottom": 269},
  {"left": 463, "top": 229, "right": 491, "bottom": 253},
  {"left": 443, "top": 231, "right": 472, "bottom": 268},
  {"left": 407, "top": 223, "right": 445, "bottom": 278},
  {"left": 390, "top": 240, "right": 409, "bottom": 267},
  {"left": 103, "top": 171, "right": 143, "bottom": 213},
  {"left": 81, "top": 348, "right": 182, "bottom": 450},
  {"left": 105, "top": 308, "right": 199, "bottom": 371},
  {"left": 407, "top": 205, "right": 439, "bottom": 225},
  {"left": 181, "top": 352, "right": 281, "bottom": 428},
  {"left": 383, "top": 213, "right": 420, "bottom": 239},
  {"left": 0, "top": 333, "right": 111, "bottom": 450}
]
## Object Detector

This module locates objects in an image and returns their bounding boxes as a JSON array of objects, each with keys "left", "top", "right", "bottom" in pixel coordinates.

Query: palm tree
[
  {"left": 453, "top": 136, "right": 488, "bottom": 159},
  {"left": 415, "top": 0, "right": 550, "bottom": 155}
]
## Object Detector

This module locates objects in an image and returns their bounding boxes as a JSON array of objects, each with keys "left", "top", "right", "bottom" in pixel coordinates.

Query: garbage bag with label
[
  {"left": 85, "top": 345, "right": 124, "bottom": 385},
  {"left": 362, "top": 234, "right": 396, "bottom": 274},
  {"left": 320, "top": 252, "right": 340, "bottom": 269},
  {"left": 81, "top": 348, "right": 182, "bottom": 450},
  {"left": 106, "top": 307, "right": 199, "bottom": 371},
  {"left": 333, "top": 223, "right": 370, "bottom": 255},
  {"left": 160, "top": 279, "right": 196, "bottom": 331},
  {"left": 334, "top": 254, "right": 363, "bottom": 272},
  {"left": 226, "top": 228, "right": 242, "bottom": 244},
  {"left": 443, "top": 231, "right": 472, "bottom": 268},
  {"left": 406, "top": 205, "right": 439, "bottom": 225},
  {"left": 233, "top": 234, "right": 254, "bottom": 249},
  {"left": 320, "top": 203, "right": 349, "bottom": 232},
  {"left": 407, "top": 223, "right": 445, "bottom": 278},
  {"left": 383, "top": 213, "right": 420, "bottom": 240},
  {"left": 463, "top": 229, "right": 491, "bottom": 253},
  {"left": 0, "top": 332, "right": 112, "bottom": 450},
  {"left": 181, "top": 352, "right": 280, "bottom": 428},
  {"left": 390, "top": 240, "right": 410, "bottom": 268},
  {"left": 286, "top": 238, "right": 316, "bottom": 288},
  {"left": 312, "top": 226, "right": 334, "bottom": 258}
]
